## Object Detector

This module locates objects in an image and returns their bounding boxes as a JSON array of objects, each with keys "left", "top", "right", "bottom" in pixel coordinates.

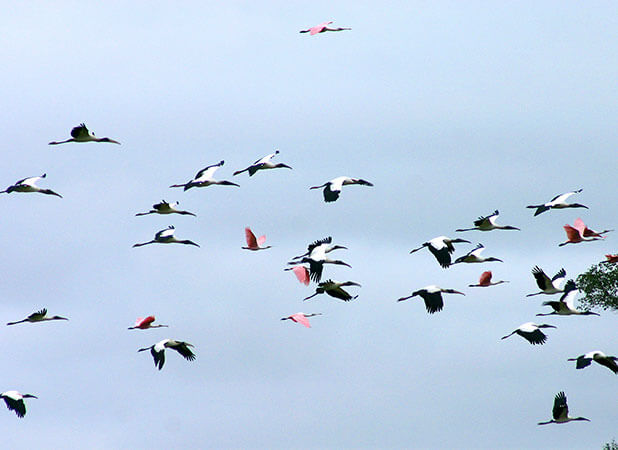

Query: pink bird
[
  {"left": 573, "top": 218, "right": 613, "bottom": 238},
  {"left": 284, "top": 265, "right": 310, "bottom": 286},
  {"left": 281, "top": 312, "right": 322, "bottom": 328},
  {"left": 242, "top": 227, "right": 271, "bottom": 251},
  {"left": 299, "top": 21, "right": 351, "bottom": 35},
  {"left": 128, "top": 316, "right": 169, "bottom": 330},
  {"left": 559, "top": 219, "right": 610, "bottom": 246},
  {"left": 602, "top": 254, "right": 618, "bottom": 264},
  {"left": 468, "top": 271, "right": 509, "bottom": 287}
]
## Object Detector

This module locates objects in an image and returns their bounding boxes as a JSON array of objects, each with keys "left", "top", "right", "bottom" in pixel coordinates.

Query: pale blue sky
[{"left": 1, "top": 2, "right": 617, "bottom": 448}]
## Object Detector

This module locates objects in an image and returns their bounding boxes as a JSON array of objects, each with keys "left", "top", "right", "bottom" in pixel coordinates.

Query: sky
[{"left": 1, "top": 1, "right": 617, "bottom": 448}]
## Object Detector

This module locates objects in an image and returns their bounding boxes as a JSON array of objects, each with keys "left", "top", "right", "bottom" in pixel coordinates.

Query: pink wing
[
  {"left": 573, "top": 218, "right": 586, "bottom": 234},
  {"left": 137, "top": 316, "right": 156, "bottom": 328},
  {"left": 292, "top": 313, "right": 311, "bottom": 328},
  {"left": 257, "top": 235, "right": 267, "bottom": 247},
  {"left": 606, "top": 254, "right": 618, "bottom": 263},
  {"left": 479, "top": 271, "right": 492, "bottom": 286},
  {"left": 563, "top": 225, "right": 582, "bottom": 242},
  {"left": 310, "top": 21, "right": 332, "bottom": 35},
  {"left": 244, "top": 227, "right": 258, "bottom": 249},
  {"left": 289, "top": 265, "right": 310, "bottom": 285}
]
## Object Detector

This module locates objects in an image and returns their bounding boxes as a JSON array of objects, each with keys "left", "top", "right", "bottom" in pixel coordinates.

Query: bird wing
[
  {"left": 292, "top": 314, "right": 311, "bottom": 327},
  {"left": 253, "top": 153, "right": 275, "bottom": 164},
  {"left": 194, "top": 161, "right": 223, "bottom": 181},
  {"left": 307, "top": 237, "right": 332, "bottom": 254},
  {"left": 138, "top": 316, "right": 156, "bottom": 327},
  {"left": 551, "top": 268, "right": 566, "bottom": 283},
  {"left": 2, "top": 397, "right": 26, "bottom": 418},
  {"left": 473, "top": 210, "right": 498, "bottom": 227},
  {"left": 550, "top": 190, "right": 579, "bottom": 204},
  {"left": 310, "top": 21, "right": 332, "bottom": 35},
  {"left": 288, "top": 266, "right": 310, "bottom": 286},
  {"left": 552, "top": 392, "right": 568, "bottom": 420},
  {"left": 522, "top": 328, "right": 548, "bottom": 345},
  {"left": 427, "top": 245, "right": 451, "bottom": 268},
  {"left": 479, "top": 271, "right": 492, "bottom": 285},
  {"left": 257, "top": 235, "right": 267, "bottom": 246},
  {"left": 244, "top": 227, "right": 258, "bottom": 248},
  {"left": 470, "top": 244, "right": 485, "bottom": 257},
  {"left": 596, "top": 356, "right": 618, "bottom": 374},
  {"left": 563, "top": 225, "right": 582, "bottom": 241},
  {"left": 151, "top": 347, "right": 165, "bottom": 370},
  {"left": 156, "top": 227, "right": 175, "bottom": 240},
  {"left": 574, "top": 355, "right": 593, "bottom": 369},
  {"left": 559, "top": 280, "right": 578, "bottom": 309},
  {"left": 327, "top": 285, "right": 354, "bottom": 301},
  {"left": 532, "top": 266, "right": 552, "bottom": 290},
  {"left": 71, "top": 123, "right": 89, "bottom": 139},
  {"left": 323, "top": 184, "right": 340, "bottom": 202},
  {"left": 17, "top": 175, "right": 44, "bottom": 187},
  {"left": 307, "top": 259, "right": 324, "bottom": 283},
  {"left": 28, "top": 309, "right": 47, "bottom": 320},
  {"left": 423, "top": 292, "right": 444, "bottom": 314},
  {"left": 172, "top": 342, "right": 196, "bottom": 361}
]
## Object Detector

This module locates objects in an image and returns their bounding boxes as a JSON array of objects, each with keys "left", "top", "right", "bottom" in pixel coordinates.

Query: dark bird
[
  {"left": 6, "top": 308, "right": 68, "bottom": 326},
  {"left": 135, "top": 200, "right": 196, "bottom": 217},
  {"left": 501, "top": 322, "right": 556, "bottom": 345},
  {"left": 455, "top": 210, "right": 520, "bottom": 232},
  {"left": 537, "top": 391, "right": 590, "bottom": 425},
  {"left": 567, "top": 351, "right": 618, "bottom": 374},
  {"left": 397, "top": 285, "right": 465, "bottom": 314},
  {"left": 409, "top": 236, "right": 470, "bottom": 269},
  {"left": 0, "top": 391, "right": 37, "bottom": 418},
  {"left": 303, "top": 280, "right": 361, "bottom": 301}
]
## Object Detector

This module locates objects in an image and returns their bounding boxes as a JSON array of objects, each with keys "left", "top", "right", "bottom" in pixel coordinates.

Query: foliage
[
  {"left": 602, "top": 439, "right": 618, "bottom": 450},
  {"left": 577, "top": 261, "right": 618, "bottom": 312}
]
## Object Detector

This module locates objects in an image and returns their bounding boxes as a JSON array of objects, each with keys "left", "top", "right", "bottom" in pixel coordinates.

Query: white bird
[
  {"left": 527, "top": 189, "right": 588, "bottom": 216},
  {"left": 233, "top": 150, "right": 292, "bottom": 176},
  {"left": 170, "top": 161, "right": 239, "bottom": 190},
  {"left": 536, "top": 280, "right": 600, "bottom": 317},
  {"left": 409, "top": 236, "right": 471, "bottom": 269},
  {"left": 537, "top": 391, "right": 590, "bottom": 425},
  {"left": 0, "top": 174, "right": 62, "bottom": 198},
  {"left": 291, "top": 236, "right": 347, "bottom": 260},
  {"left": 303, "top": 280, "right": 361, "bottom": 302},
  {"left": 136, "top": 200, "right": 196, "bottom": 217},
  {"left": 49, "top": 123, "right": 120, "bottom": 145},
  {"left": 0, "top": 391, "right": 37, "bottom": 418},
  {"left": 501, "top": 322, "right": 556, "bottom": 345},
  {"left": 397, "top": 285, "right": 465, "bottom": 314},
  {"left": 6, "top": 308, "right": 68, "bottom": 326},
  {"left": 452, "top": 243, "right": 503, "bottom": 264},
  {"left": 567, "top": 351, "right": 618, "bottom": 374},
  {"left": 310, "top": 176, "right": 373, "bottom": 202},
  {"left": 138, "top": 339, "right": 195, "bottom": 370},
  {"left": 468, "top": 271, "right": 509, "bottom": 287},
  {"left": 133, "top": 226, "right": 199, "bottom": 247},
  {"left": 289, "top": 237, "right": 350, "bottom": 282},
  {"left": 456, "top": 210, "right": 520, "bottom": 232},
  {"left": 526, "top": 266, "right": 566, "bottom": 297}
]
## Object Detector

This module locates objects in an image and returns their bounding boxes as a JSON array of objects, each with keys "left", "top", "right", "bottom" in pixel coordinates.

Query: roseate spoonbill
[
  {"left": 602, "top": 254, "right": 618, "bottom": 264},
  {"left": 567, "top": 351, "right": 618, "bottom": 374},
  {"left": 170, "top": 161, "right": 239, "bottom": 190},
  {"left": 468, "top": 271, "right": 509, "bottom": 287},
  {"left": 574, "top": 218, "right": 613, "bottom": 238},
  {"left": 409, "top": 236, "right": 470, "bottom": 269},
  {"left": 6, "top": 308, "right": 68, "bottom": 326},
  {"left": 138, "top": 339, "right": 195, "bottom": 370},
  {"left": 136, "top": 200, "right": 196, "bottom": 217},
  {"left": 0, "top": 391, "right": 37, "bottom": 418},
  {"left": 303, "top": 280, "right": 361, "bottom": 301},
  {"left": 0, "top": 174, "right": 62, "bottom": 198},
  {"left": 559, "top": 219, "right": 606, "bottom": 246},
  {"left": 527, "top": 189, "right": 587, "bottom": 216},
  {"left": 397, "top": 286, "right": 465, "bottom": 314},
  {"left": 299, "top": 21, "right": 351, "bottom": 35},
  {"left": 285, "top": 265, "right": 310, "bottom": 286},
  {"left": 128, "top": 316, "right": 169, "bottom": 330},
  {"left": 133, "top": 226, "right": 199, "bottom": 247},
  {"left": 242, "top": 227, "right": 271, "bottom": 251},
  {"left": 49, "top": 123, "right": 120, "bottom": 145},
  {"left": 452, "top": 244, "right": 503, "bottom": 264},
  {"left": 537, "top": 392, "right": 590, "bottom": 425},
  {"left": 233, "top": 150, "right": 292, "bottom": 176},
  {"left": 290, "top": 236, "right": 347, "bottom": 260},
  {"left": 536, "top": 280, "right": 600, "bottom": 317},
  {"left": 501, "top": 322, "right": 556, "bottom": 345},
  {"left": 310, "top": 176, "right": 373, "bottom": 203},
  {"left": 456, "top": 210, "right": 520, "bottom": 232},
  {"left": 526, "top": 266, "right": 566, "bottom": 297},
  {"left": 280, "top": 312, "right": 322, "bottom": 328}
]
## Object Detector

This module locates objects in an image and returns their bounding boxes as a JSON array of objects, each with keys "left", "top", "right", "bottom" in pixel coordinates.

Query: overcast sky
[{"left": 2, "top": 1, "right": 617, "bottom": 449}]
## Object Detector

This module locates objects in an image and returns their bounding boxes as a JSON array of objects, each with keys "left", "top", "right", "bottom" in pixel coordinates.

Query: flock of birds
[{"left": 1, "top": 22, "right": 616, "bottom": 430}]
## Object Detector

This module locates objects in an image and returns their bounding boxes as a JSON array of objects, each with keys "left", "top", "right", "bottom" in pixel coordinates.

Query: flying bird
[
  {"left": 526, "top": 266, "right": 567, "bottom": 297},
  {"left": 397, "top": 285, "right": 465, "bottom": 314},
  {"left": 409, "top": 236, "right": 471, "bottom": 269},
  {"left": 299, "top": 21, "right": 351, "bottom": 35},
  {"left": 567, "top": 351, "right": 618, "bottom": 374},
  {"left": 289, "top": 237, "right": 350, "bottom": 282},
  {"left": 537, "top": 391, "right": 590, "bottom": 425},
  {"left": 0, "top": 391, "right": 37, "bottom": 418},
  {"left": 303, "top": 280, "right": 361, "bottom": 302},
  {"left": 536, "top": 280, "right": 600, "bottom": 317},
  {"left": 233, "top": 150, "right": 292, "bottom": 176},
  {"left": 290, "top": 236, "right": 347, "bottom": 261},
  {"left": 526, "top": 189, "right": 588, "bottom": 216},
  {"left": 0, "top": 174, "right": 62, "bottom": 198},
  {"left": 138, "top": 339, "right": 195, "bottom": 370},
  {"left": 135, "top": 200, "right": 196, "bottom": 217},
  {"left": 133, "top": 226, "right": 199, "bottom": 248},
  {"left": 452, "top": 243, "right": 503, "bottom": 264},
  {"left": 284, "top": 265, "right": 310, "bottom": 286},
  {"left": 559, "top": 219, "right": 608, "bottom": 246},
  {"left": 242, "top": 227, "right": 271, "bottom": 251},
  {"left": 48, "top": 123, "right": 120, "bottom": 145},
  {"left": 468, "top": 271, "right": 509, "bottom": 287},
  {"left": 501, "top": 322, "right": 556, "bottom": 345},
  {"left": 128, "top": 316, "right": 169, "bottom": 330},
  {"left": 455, "top": 210, "right": 520, "bottom": 232},
  {"left": 602, "top": 254, "right": 618, "bottom": 264},
  {"left": 281, "top": 312, "right": 322, "bottom": 328},
  {"left": 6, "top": 308, "right": 68, "bottom": 326},
  {"left": 170, "top": 161, "right": 239, "bottom": 190},
  {"left": 310, "top": 176, "right": 373, "bottom": 202}
]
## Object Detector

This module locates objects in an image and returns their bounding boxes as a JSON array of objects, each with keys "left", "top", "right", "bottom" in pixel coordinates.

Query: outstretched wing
[
  {"left": 552, "top": 391, "right": 568, "bottom": 421},
  {"left": 71, "top": 123, "right": 89, "bottom": 139}
]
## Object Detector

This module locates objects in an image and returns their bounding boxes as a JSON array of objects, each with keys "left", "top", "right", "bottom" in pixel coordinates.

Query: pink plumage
[
  {"left": 286, "top": 265, "right": 310, "bottom": 286},
  {"left": 310, "top": 21, "right": 332, "bottom": 35},
  {"left": 289, "top": 313, "right": 311, "bottom": 328},
  {"left": 242, "top": 227, "right": 271, "bottom": 251},
  {"left": 478, "top": 271, "right": 492, "bottom": 286},
  {"left": 135, "top": 316, "right": 155, "bottom": 328}
]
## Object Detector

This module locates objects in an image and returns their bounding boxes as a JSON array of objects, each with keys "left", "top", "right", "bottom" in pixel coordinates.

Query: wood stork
[
  {"left": 455, "top": 210, "right": 520, "bottom": 232},
  {"left": 537, "top": 392, "right": 590, "bottom": 425},
  {"left": 170, "top": 161, "right": 239, "bottom": 190},
  {"left": 536, "top": 280, "right": 600, "bottom": 317},
  {"left": 0, "top": 391, "right": 37, "bottom": 418},
  {"left": 0, "top": 174, "right": 62, "bottom": 198},
  {"left": 6, "top": 308, "right": 68, "bottom": 326},
  {"left": 501, "top": 322, "right": 556, "bottom": 345},
  {"left": 602, "top": 254, "right": 618, "bottom": 264},
  {"left": 303, "top": 280, "right": 361, "bottom": 301},
  {"left": 48, "top": 123, "right": 120, "bottom": 145},
  {"left": 527, "top": 189, "right": 588, "bottom": 216},
  {"left": 299, "top": 21, "right": 351, "bottom": 35},
  {"left": 133, "top": 226, "right": 199, "bottom": 247},
  {"left": 289, "top": 237, "right": 350, "bottom": 282},
  {"left": 526, "top": 266, "right": 567, "bottom": 297},
  {"left": 290, "top": 236, "right": 347, "bottom": 260},
  {"left": 242, "top": 227, "right": 271, "bottom": 251},
  {"left": 468, "top": 271, "right": 509, "bottom": 287},
  {"left": 409, "top": 236, "right": 470, "bottom": 269},
  {"left": 452, "top": 243, "right": 503, "bottom": 264},
  {"left": 135, "top": 200, "right": 196, "bottom": 217},
  {"left": 397, "top": 286, "right": 465, "bottom": 314},
  {"left": 285, "top": 265, "right": 311, "bottom": 286},
  {"left": 559, "top": 218, "right": 612, "bottom": 246},
  {"left": 310, "top": 176, "right": 373, "bottom": 203},
  {"left": 138, "top": 339, "right": 195, "bottom": 370},
  {"left": 281, "top": 312, "right": 322, "bottom": 328},
  {"left": 567, "top": 351, "right": 618, "bottom": 374},
  {"left": 128, "top": 316, "right": 169, "bottom": 330},
  {"left": 233, "top": 150, "right": 292, "bottom": 176}
]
